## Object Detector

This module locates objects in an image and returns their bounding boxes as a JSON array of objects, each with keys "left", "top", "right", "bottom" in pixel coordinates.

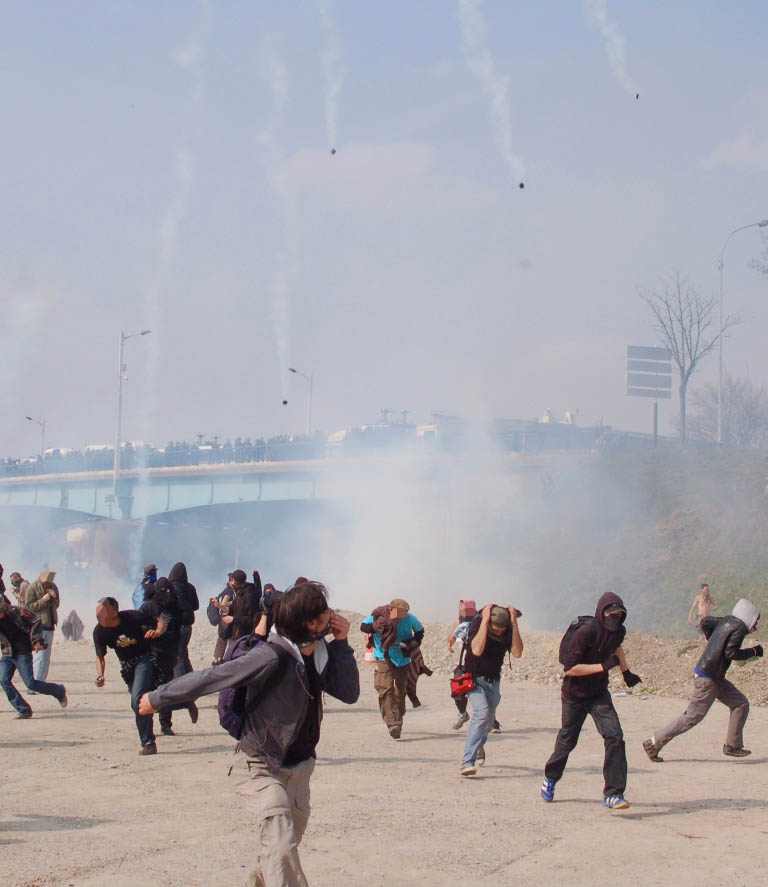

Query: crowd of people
[{"left": 1, "top": 560, "right": 764, "bottom": 886}]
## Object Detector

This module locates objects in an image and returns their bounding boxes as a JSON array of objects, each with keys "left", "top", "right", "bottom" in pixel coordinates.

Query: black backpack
[{"left": 558, "top": 616, "right": 598, "bottom": 666}]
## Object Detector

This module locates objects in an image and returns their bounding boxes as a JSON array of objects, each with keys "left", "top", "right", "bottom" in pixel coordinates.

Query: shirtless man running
[{"left": 689, "top": 584, "right": 717, "bottom": 627}]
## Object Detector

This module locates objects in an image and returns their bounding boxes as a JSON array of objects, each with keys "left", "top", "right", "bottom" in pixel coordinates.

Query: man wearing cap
[
  {"left": 460, "top": 604, "right": 523, "bottom": 775},
  {"left": 23, "top": 570, "right": 60, "bottom": 681},
  {"left": 361, "top": 599, "right": 424, "bottom": 739},
  {"left": 133, "top": 564, "right": 158, "bottom": 609},
  {"left": 643, "top": 598, "right": 762, "bottom": 763}
]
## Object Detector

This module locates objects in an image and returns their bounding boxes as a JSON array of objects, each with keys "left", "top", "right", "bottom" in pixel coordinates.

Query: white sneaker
[
  {"left": 477, "top": 748, "right": 485, "bottom": 766},
  {"left": 460, "top": 764, "right": 476, "bottom": 777}
]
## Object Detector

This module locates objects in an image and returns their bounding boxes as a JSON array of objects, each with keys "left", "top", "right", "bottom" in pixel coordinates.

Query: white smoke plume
[
  {"left": 583, "top": 0, "right": 638, "bottom": 96},
  {"left": 458, "top": 0, "right": 525, "bottom": 185},
  {"left": 314, "top": 0, "right": 345, "bottom": 150},
  {"left": 259, "top": 53, "right": 301, "bottom": 393}
]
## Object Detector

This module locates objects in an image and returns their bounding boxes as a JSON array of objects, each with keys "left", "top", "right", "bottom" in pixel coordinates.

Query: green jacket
[{"left": 23, "top": 580, "right": 60, "bottom": 630}]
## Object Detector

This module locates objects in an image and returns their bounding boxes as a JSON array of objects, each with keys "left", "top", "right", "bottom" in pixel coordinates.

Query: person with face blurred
[
  {"left": 541, "top": 592, "right": 640, "bottom": 809},
  {"left": 459, "top": 604, "right": 523, "bottom": 775},
  {"left": 361, "top": 598, "right": 424, "bottom": 739},
  {"left": 23, "top": 570, "right": 60, "bottom": 681},
  {"left": 644, "top": 598, "right": 762, "bottom": 763},
  {"left": 138, "top": 581, "right": 359, "bottom": 887}
]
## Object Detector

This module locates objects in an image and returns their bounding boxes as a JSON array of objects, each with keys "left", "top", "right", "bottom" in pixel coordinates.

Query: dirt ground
[{"left": 3, "top": 638, "right": 768, "bottom": 887}]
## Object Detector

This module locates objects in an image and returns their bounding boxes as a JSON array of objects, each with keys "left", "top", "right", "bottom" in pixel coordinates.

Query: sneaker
[
  {"left": 160, "top": 726, "right": 175, "bottom": 736},
  {"left": 460, "top": 764, "right": 476, "bottom": 777},
  {"left": 139, "top": 742, "right": 158, "bottom": 756},
  {"left": 491, "top": 720, "right": 501, "bottom": 734},
  {"left": 452, "top": 712, "right": 470, "bottom": 730},
  {"left": 540, "top": 779, "right": 556, "bottom": 802},
  {"left": 723, "top": 744, "right": 751, "bottom": 757},
  {"left": 477, "top": 747, "right": 485, "bottom": 766},
  {"left": 59, "top": 692, "right": 68, "bottom": 709},
  {"left": 388, "top": 726, "right": 401, "bottom": 739},
  {"left": 642, "top": 738, "right": 663, "bottom": 763},
  {"left": 604, "top": 795, "right": 630, "bottom": 809},
  {"left": 188, "top": 702, "right": 199, "bottom": 724},
  {"left": 15, "top": 711, "right": 33, "bottom": 719}
]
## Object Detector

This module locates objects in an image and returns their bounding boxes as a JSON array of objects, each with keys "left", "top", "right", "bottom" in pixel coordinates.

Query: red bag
[
  {"left": 450, "top": 670, "right": 476, "bottom": 697},
  {"left": 449, "top": 642, "right": 475, "bottom": 697}
]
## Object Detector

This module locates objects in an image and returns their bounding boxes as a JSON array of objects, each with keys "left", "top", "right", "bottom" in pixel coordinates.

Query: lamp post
[
  {"left": 113, "top": 329, "right": 151, "bottom": 496},
  {"left": 288, "top": 367, "right": 313, "bottom": 437},
  {"left": 717, "top": 220, "right": 768, "bottom": 444},
  {"left": 25, "top": 415, "right": 45, "bottom": 463}
]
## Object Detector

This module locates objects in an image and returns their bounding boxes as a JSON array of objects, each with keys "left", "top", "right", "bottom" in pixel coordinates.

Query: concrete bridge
[{"left": 0, "top": 460, "right": 327, "bottom": 521}]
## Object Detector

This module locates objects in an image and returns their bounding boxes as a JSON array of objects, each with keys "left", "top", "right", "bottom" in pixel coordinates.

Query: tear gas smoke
[
  {"left": 259, "top": 51, "right": 302, "bottom": 401},
  {"left": 314, "top": 0, "right": 345, "bottom": 153},
  {"left": 583, "top": 0, "right": 639, "bottom": 98},
  {"left": 457, "top": 0, "right": 526, "bottom": 186}
]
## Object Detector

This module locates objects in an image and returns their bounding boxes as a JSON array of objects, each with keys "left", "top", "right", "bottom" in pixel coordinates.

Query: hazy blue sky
[{"left": 2, "top": 0, "right": 767, "bottom": 456}]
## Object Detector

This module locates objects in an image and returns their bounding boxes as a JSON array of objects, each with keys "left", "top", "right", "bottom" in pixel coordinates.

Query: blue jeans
[
  {"left": 121, "top": 656, "right": 156, "bottom": 746},
  {"left": 32, "top": 629, "right": 55, "bottom": 681},
  {"left": 462, "top": 677, "right": 501, "bottom": 766},
  {"left": 0, "top": 653, "right": 65, "bottom": 714}
]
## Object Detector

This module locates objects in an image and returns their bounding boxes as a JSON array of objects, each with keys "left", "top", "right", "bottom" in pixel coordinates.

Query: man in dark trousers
[
  {"left": 141, "top": 578, "right": 198, "bottom": 735},
  {"left": 0, "top": 594, "right": 68, "bottom": 717},
  {"left": 541, "top": 592, "right": 642, "bottom": 810},
  {"left": 139, "top": 581, "right": 359, "bottom": 887},
  {"left": 643, "top": 598, "right": 762, "bottom": 762},
  {"left": 93, "top": 597, "right": 168, "bottom": 755},
  {"left": 168, "top": 562, "right": 199, "bottom": 678}
]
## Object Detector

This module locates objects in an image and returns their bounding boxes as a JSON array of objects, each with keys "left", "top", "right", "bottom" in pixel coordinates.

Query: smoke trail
[
  {"left": 583, "top": 0, "right": 638, "bottom": 96},
  {"left": 457, "top": 0, "right": 526, "bottom": 185},
  {"left": 127, "top": 1, "right": 212, "bottom": 587},
  {"left": 314, "top": 0, "right": 345, "bottom": 149},
  {"left": 259, "top": 53, "right": 301, "bottom": 394}
]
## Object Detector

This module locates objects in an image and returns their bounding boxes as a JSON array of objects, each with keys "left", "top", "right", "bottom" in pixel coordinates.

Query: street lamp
[
  {"left": 25, "top": 415, "right": 45, "bottom": 463},
  {"left": 113, "top": 329, "right": 151, "bottom": 495},
  {"left": 288, "top": 367, "right": 313, "bottom": 437},
  {"left": 717, "top": 220, "right": 768, "bottom": 444}
]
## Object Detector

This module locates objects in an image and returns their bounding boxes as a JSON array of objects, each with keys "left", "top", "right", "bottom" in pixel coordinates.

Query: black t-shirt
[
  {"left": 283, "top": 654, "right": 322, "bottom": 766},
  {"left": 1, "top": 616, "right": 33, "bottom": 655},
  {"left": 93, "top": 610, "right": 155, "bottom": 663},
  {"left": 463, "top": 615, "right": 513, "bottom": 681},
  {"left": 140, "top": 600, "right": 180, "bottom": 660}
]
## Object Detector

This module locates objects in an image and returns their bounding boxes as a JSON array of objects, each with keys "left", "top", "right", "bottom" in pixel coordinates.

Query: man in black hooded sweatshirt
[
  {"left": 541, "top": 592, "right": 642, "bottom": 810},
  {"left": 168, "top": 562, "right": 199, "bottom": 679}
]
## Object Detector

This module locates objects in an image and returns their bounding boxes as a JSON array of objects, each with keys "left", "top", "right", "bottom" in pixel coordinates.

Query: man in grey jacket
[
  {"left": 643, "top": 598, "right": 762, "bottom": 762},
  {"left": 23, "top": 570, "right": 60, "bottom": 681},
  {"left": 139, "top": 581, "right": 359, "bottom": 887}
]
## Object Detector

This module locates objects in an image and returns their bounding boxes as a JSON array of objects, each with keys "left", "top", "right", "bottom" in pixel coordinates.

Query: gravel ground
[{"left": 2, "top": 620, "right": 766, "bottom": 887}]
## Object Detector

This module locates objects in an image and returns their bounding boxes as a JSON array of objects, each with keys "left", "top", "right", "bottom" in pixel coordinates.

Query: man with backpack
[
  {"left": 643, "top": 598, "right": 761, "bottom": 763},
  {"left": 541, "top": 592, "right": 641, "bottom": 809},
  {"left": 459, "top": 604, "right": 523, "bottom": 776},
  {"left": 139, "top": 580, "right": 359, "bottom": 887}
]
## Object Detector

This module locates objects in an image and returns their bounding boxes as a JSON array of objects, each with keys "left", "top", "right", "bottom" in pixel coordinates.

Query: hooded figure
[
  {"left": 542, "top": 592, "right": 640, "bottom": 810},
  {"left": 644, "top": 598, "right": 762, "bottom": 762},
  {"left": 169, "top": 562, "right": 199, "bottom": 679}
]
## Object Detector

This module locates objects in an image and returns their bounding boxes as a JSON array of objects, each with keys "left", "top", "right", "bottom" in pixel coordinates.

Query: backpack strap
[{"left": 242, "top": 642, "right": 293, "bottom": 717}]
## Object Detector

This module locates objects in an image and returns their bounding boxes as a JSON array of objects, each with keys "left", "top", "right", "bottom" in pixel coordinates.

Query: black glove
[
  {"left": 602, "top": 654, "right": 620, "bottom": 672},
  {"left": 752, "top": 644, "right": 763, "bottom": 658},
  {"left": 622, "top": 669, "right": 642, "bottom": 687}
]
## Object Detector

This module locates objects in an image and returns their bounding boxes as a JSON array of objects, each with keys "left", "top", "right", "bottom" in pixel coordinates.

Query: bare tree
[
  {"left": 750, "top": 231, "right": 768, "bottom": 276},
  {"left": 687, "top": 375, "right": 768, "bottom": 448},
  {"left": 640, "top": 273, "right": 739, "bottom": 444}
]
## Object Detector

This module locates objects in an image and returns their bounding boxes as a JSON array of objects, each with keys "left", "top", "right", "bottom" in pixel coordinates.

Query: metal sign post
[{"left": 626, "top": 345, "right": 673, "bottom": 444}]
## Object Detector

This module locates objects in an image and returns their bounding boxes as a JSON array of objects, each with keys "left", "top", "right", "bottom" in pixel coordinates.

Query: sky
[{"left": 2, "top": 0, "right": 768, "bottom": 458}]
